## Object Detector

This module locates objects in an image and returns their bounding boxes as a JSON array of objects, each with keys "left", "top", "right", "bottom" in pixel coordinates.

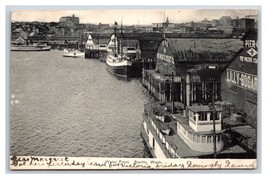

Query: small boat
[{"left": 62, "top": 49, "right": 84, "bottom": 58}]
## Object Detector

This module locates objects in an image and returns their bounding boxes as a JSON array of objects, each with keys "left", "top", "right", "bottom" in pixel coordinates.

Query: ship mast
[
  {"left": 120, "top": 17, "right": 124, "bottom": 56},
  {"left": 114, "top": 21, "right": 118, "bottom": 57}
]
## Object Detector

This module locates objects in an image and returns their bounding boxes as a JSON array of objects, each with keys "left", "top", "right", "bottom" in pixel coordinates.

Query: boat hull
[
  {"left": 140, "top": 120, "right": 156, "bottom": 158},
  {"left": 62, "top": 49, "right": 84, "bottom": 58},
  {"left": 11, "top": 46, "right": 51, "bottom": 51},
  {"left": 63, "top": 53, "right": 84, "bottom": 58},
  {"left": 106, "top": 54, "right": 133, "bottom": 78},
  {"left": 106, "top": 63, "right": 129, "bottom": 78}
]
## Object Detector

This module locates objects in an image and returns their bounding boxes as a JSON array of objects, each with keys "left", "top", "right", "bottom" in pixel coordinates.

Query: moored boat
[
  {"left": 62, "top": 49, "right": 84, "bottom": 58},
  {"left": 11, "top": 36, "right": 51, "bottom": 51},
  {"left": 141, "top": 101, "right": 247, "bottom": 158},
  {"left": 106, "top": 53, "right": 132, "bottom": 78},
  {"left": 105, "top": 21, "right": 134, "bottom": 78},
  {"left": 11, "top": 44, "right": 51, "bottom": 51}
]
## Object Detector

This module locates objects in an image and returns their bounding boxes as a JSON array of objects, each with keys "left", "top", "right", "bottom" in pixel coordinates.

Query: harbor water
[{"left": 10, "top": 50, "right": 153, "bottom": 158}]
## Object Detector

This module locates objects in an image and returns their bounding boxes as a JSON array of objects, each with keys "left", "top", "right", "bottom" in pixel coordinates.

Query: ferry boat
[
  {"left": 62, "top": 49, "right": 84, "bottom": 58},
  {"left": 141, "top": 101, "right": 246, "bottom": 158}
]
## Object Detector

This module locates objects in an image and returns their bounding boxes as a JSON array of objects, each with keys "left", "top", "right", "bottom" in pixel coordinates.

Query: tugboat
[{"left": 106, "top": 21, "right": 133, "bottom": 78}]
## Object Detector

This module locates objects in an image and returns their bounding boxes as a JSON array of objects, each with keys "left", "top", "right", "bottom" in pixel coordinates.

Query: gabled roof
[
  {"left": 90, "top": 34, "right": 112, "bottom": 44},
  {"left": 139, "top": 32, "right": 164, "bottom": 40},
  {"left": 166, "top": 38, "right": 243, "bottom": 63},
  {"left": 168, "top": 38, "right": 242, "bottom": 53},
  {"left": 220, "top": 48, "right": 244, "bottom": 72},
  {"left": 141, "top": 51, "right": 158, "bottom": 59},
  {"left": 138, "top": 33, "right": 164, "bottom": 52},
  {"left": 139, "top": 39, "right": 163, "bottom": 51},
  {"left": 116, "top": 32, "right": 141, "bottom": 39},
  {"left": 122, "top": 39, "right": 139, "bottom": 47},
  {"left": 173, "top": 50, "right": 235, "bottom": 63}
]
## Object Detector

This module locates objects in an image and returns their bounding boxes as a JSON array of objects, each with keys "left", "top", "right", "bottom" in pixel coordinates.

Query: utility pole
[
  {"left": 212, "top": 89, "right": 217, "bottom": 158},
  {"left": 172, "top": 72, "right": 175, "bottom": 114},
  {"left": 114, "top": 22, "right": 117, "bottom": 56}
]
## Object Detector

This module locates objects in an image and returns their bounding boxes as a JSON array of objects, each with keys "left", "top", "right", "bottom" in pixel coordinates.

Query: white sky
[{"left": 11, "top": 9, "right": 259, "bottom": 25}]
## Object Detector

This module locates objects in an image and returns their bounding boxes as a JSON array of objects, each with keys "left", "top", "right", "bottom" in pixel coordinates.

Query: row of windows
[
  {"left": 177, "top": 123, "right": 221, "bottom": 143},
  {"left": 149, "top": 117, "right": 178, "bottom": 158},
  {"left": 189, "top": 111, "right": 220, "bottom": 121}
]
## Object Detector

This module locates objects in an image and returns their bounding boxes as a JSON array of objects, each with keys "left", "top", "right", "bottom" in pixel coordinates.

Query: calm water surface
[{"left": 10, "top": 50, "right": 153, "bottom": 158}]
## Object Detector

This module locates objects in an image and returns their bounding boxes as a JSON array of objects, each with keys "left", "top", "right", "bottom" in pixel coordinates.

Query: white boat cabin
[{"left": 175, "top": 105, "right": 224, "bottom": 153}]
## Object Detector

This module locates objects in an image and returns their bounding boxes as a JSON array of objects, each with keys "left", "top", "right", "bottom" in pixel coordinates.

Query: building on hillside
[
  {"left": 152, "top": 17, "right": 175, "bottom": 33},
  {"left": 219, "top": 16, "right": 232, "bottom": 27},
  {"left": 60, "top": 14, "right": 79, "bottom": 25}
]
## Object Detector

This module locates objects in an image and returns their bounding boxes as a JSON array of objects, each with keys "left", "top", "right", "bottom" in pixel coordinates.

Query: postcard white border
[{"left": 2, "top": 0, "right": 266, "bottom": 177}]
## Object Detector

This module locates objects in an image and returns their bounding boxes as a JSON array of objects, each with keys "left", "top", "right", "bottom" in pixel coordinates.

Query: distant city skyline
[{"left": 11, "top": 9, "right": 259, "bottom": 25}]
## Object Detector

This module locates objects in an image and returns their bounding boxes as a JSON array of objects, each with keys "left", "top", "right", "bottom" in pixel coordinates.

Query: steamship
[
  {"left": 141, "top": 101, "right": 246, "bottom": 158},
  {"left": 106, "top": 21, "right": 135, "bottom": 78}
]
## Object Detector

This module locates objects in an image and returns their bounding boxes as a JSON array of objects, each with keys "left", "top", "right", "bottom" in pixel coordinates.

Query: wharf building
[
  {"left": 85, "top": 32, "right": 140, "bottom": 59},
  {"left": 220, "top": 31, "right": 257, "bottom": 156},
  {"left": 85, "top": 31, "right": 144, "bottom": 77},
  {"left": 85, "top": 32, "right": 165, "bottom": 70},
  {"left": 221, "top": 31, "right": 258, "bottom": 127},
  {"left": 137, "top": 33, "right": 164, "bottom": 70},
  {"left": 142, "top": 38, "right": 243, "bottom": 106},
  {"left": 141, "top": 31, "right": 257, "bottom": 159},
  {"left": 85, "top": 33, "right": 111, "bottom": 60}
]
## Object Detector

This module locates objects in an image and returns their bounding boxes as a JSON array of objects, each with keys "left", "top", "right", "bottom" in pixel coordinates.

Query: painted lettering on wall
[
  {"left": 227, "top": 69, "right": 257, "bottom": 91},
  {"left": 240, "top": 40, "right": 258, "bottom": 63},
  {"left": 240, "top": 56, "right": 258, "bottom": 63},
  {"left": 245, "top": 40, "right": 258, "bottom": 49},
  {"left": 157, "top": 53, "right": 174, "bottom": 64}
]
